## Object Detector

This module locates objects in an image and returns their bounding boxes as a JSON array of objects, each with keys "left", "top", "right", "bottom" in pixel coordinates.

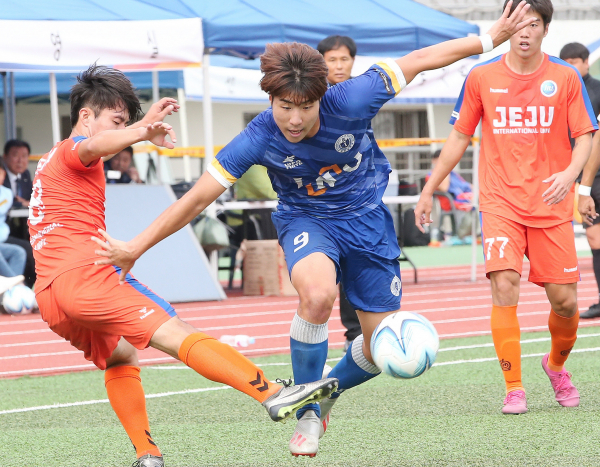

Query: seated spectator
[
  {"left": 427, "top": 149, "right": 475, "bottom": 243},
  {"left": 3, "top": 139, "right": 32, "bottom": 208},
  {"left": 105, "top": 146, "right": 143, "bottom": 184},
  {"left": 3, "top": 139, "right": 33, "bottom": 243},
  {"left": 0, "top": 165, "right": 26, "bottom": 283}
]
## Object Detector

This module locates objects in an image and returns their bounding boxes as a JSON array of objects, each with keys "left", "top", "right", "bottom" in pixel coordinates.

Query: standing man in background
[
  {"left": 559, "top": 42, "right": 600, "bottom": 318},
  {"left": 317, "top": 35, "right": 366, "bottom": 350}
]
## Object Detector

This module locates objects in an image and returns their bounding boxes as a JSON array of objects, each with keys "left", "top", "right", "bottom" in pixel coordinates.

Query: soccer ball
[
  {"left": 370, "top": 311, "right": 439, "bottom": 379},
  {"left": 2, "top": 284, "right": 37, "bottom": 315}
]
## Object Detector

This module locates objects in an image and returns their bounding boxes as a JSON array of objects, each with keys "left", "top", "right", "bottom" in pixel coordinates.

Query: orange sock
[
  {"left": 104, "top": 366, "right": 161, "bottom": 458},
  {"left": 491, "top": 305, "right": 523, "bottom": 394},
  {"left": 548, "top": 308, "right": 579, "bottom": 372},
  {"left": 178, "top": 332, "right": 280, "bottom": 403}
]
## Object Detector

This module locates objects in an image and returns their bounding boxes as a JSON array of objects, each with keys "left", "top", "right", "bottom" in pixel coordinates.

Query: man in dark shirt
[{"left": 560, "top": 42, "right": 600, "bottom": 318}]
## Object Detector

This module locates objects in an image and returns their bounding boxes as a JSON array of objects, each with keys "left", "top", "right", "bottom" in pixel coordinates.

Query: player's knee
[
  {"left": 297, "top": 285, "right": 337, "bottom": 323},
  {"left": 491, "top": 275, "right": 519, "bottom": 305},
  {"left": 551, "top": 295, "right": 578, "bottom": 316}
]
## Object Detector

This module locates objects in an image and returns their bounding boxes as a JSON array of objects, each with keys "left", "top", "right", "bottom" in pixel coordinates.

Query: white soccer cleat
[
  {"left": 319, "top": 364, "right": 336, "bottom": 438},
  {"left": 289, "top": 410, "right": 321, "bottom": 457},
  {"left": 318, "top": 396, "right": 337, "bottom": 438}
]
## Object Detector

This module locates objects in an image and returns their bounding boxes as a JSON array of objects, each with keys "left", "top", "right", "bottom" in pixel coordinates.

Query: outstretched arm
[
  {"left": 414, "top": 129, "right": 472, "bottom": 232},
  {"left": 397, "top": 0, "right": 534, "bottom": 85},
  {"left": 94, "top": 170, "right": 227, "bottom": 281}
]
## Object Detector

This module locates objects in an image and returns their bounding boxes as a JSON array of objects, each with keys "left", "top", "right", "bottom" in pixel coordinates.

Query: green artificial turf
[{"left": 2, "top": 328, "right": 600, "bottom": 467}]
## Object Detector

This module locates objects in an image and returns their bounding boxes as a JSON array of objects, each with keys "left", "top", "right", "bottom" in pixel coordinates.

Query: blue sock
[
  {"left": 329, "top": 335, "right": 380, "bottom": 398},
  {"left": 289, "top": 314, "right": 328, "bottom": 419}
]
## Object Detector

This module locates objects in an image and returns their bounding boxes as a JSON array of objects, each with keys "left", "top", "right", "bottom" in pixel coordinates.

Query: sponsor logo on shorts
[
  {"left": 390, "top": 276, "right": 402, "bottom": 296},
  {"left": 560, "top": 347, "right": 573, "bottom": 357},
  {"left": 500, "top": 359, "right": 511, "bottom": 371},
  {"left": 541, "top": 80, "right": 557, "bottom": 97},
  {"left": 490, "top": 88, "right": 508, "bottom": 93},
  {"left": 139, "top": 307, "right": 155, "bottom": 320},
  {"left": 335, "top": 134, "right": 355, "bottom": 153},
  {"left": 564, "top": 266, "right": 578, "bottom": 273}
]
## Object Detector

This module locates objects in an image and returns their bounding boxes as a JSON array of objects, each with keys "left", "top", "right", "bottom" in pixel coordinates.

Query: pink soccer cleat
[
  {"left": 541, "top": 353, "right": 580, "bottom": 407},
  {"left": 502, "top": 390, "right": 528, "bottom": 414}
]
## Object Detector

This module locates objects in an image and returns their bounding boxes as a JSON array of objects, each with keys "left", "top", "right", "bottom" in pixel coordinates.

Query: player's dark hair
[
  {"left": 260, "top": 43, "right": 329, "bottom": 105},
  {"left": 559, "top": 42, "right": 590, "bottom": 62},
  {"left": 431, "top": 149, "right": 442, "bottom": 159},
  {"left": 3, "top": 139, "right": 30, "bottom": 156},
  {"left": 70, "top": 64, "right": 142, "bottom": 127},
  {"left": 503, "top": 0, "right": 553, "bottom": 27},
  {"left": 317, "top": 36, "right": 357, "bottom": 58}
]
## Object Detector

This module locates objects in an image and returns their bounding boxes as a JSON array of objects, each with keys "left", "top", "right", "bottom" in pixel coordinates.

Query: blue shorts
[{"left": 272, "top": 204, "right": 402, "bottom": 312}]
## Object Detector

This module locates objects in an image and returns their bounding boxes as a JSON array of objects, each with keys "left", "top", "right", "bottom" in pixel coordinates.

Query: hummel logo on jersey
[
  {"left": 139, "top": 307, "right": 155, "bottom": 319},
  {"left": 564, "top": 266, "right": 577, "bottom": 273},
  {"left": 490, "top": 88, "right": 508, "bottom": 93},
  {"left": 284, "top": 155, "right": 303, "bottom": 169}
]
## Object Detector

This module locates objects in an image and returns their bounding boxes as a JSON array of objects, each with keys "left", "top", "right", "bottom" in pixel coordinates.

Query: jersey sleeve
[
  {"left": 61, "top": 137, "right": 101, "bottom": 172},
  {"left": 567, "top": 70, "right": 599, "bottom": 138},
  {"left": 450, "top": 70, "right": 483, "bottom": 136},
  {"left": 207, "top": 111, "right": 272, "bottom": 188},
  {"left": 324, "top": 59, "right": 407, "bottom": 120}
]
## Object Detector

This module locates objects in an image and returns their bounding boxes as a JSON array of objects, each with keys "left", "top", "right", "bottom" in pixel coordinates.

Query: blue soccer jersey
[{"left": 208, "top": 59, "right": 406, "bottom": 219}]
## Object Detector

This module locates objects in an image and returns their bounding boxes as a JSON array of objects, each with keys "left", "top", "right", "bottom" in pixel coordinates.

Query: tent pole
[
  {"left": 9, "top": 72, "right": 16, "bottom": 139},
  {"left": 2, "top": 73, "right": 9, "bottom": 142},
  {"left": 49, "top": 73, "right": 61, "bottom": 144},
  {"left": 202, "top": 52, "right": 218, "bottom": 276},
  {"left": 152, "top": 70, "right": 159, "bottom": 102},
  {"left": 470, "top": 124, "right": 481, "bottom": 283},
  {"left": 177, "top": 87, "right": 192, "bottom": 183}
]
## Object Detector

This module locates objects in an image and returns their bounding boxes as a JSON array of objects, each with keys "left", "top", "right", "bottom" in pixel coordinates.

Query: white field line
[{"left": 2, "top": 344, "right": 600, "bottom": 416}]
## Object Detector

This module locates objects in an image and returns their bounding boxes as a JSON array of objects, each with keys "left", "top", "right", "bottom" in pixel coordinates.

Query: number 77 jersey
[
  {"left": 208, "top": 59, "right": 407, "bottom": 220},
  {"left": 451, "top": 53, "right": 598, "bottom": 228}
]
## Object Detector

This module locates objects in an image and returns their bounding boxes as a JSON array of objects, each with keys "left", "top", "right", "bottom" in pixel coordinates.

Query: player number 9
[{"left": 293, "top": 232, "right": 309, "bottom": 253}]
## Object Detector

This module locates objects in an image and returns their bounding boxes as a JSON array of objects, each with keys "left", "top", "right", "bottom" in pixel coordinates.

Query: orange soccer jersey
[
  {"left": 28, "top": 137, "right": 107, "bottom": 291},
  {"left": 451, "top": 53, "right": 598, "bottom": 228}
]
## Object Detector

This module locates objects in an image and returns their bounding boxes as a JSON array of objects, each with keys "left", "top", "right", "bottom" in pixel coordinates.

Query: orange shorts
[
  {"left": 480, "top": 212, "right": 579, "bottom": 287},
  {"left": 36, "top": 264, "right": 177, "bottom": 370}
]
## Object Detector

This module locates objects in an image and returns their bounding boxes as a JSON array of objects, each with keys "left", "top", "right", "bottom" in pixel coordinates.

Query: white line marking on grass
[
  {"left": 438, "top": 332, "right": 600, "bottom": 352},
  {"left": 3, "top": 346, "right": 599, "bottom": 416},
  {"left": 435, "top": 347, "right": 600, "bottom": 366},
  {"left": 0, "top": 386, "right": 231, "bottom": 415}
]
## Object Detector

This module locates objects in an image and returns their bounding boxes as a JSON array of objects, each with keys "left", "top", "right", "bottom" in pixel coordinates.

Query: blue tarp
[{"left": 142, "top": 0, "right": 479, "bottom": 58}]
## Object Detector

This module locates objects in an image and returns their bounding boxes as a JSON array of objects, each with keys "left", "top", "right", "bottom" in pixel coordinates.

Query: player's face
[
  {"left": 323, "top": 46, "right": 355, "bottom": 84},
  {"left": 509, "top": 10, "right": 548, "bottom": 60},
  {"left": 270, "top": 96, "right": 320, "bottom": 143},
  {"left": 3, "top": 146, "right": 30, "bottom": 175},
  {"left": 110, "top": 151, "right": 132, "bottom": 172},
  {"left": 78, "top": 105, "right": 129, "bottom": 137}
]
